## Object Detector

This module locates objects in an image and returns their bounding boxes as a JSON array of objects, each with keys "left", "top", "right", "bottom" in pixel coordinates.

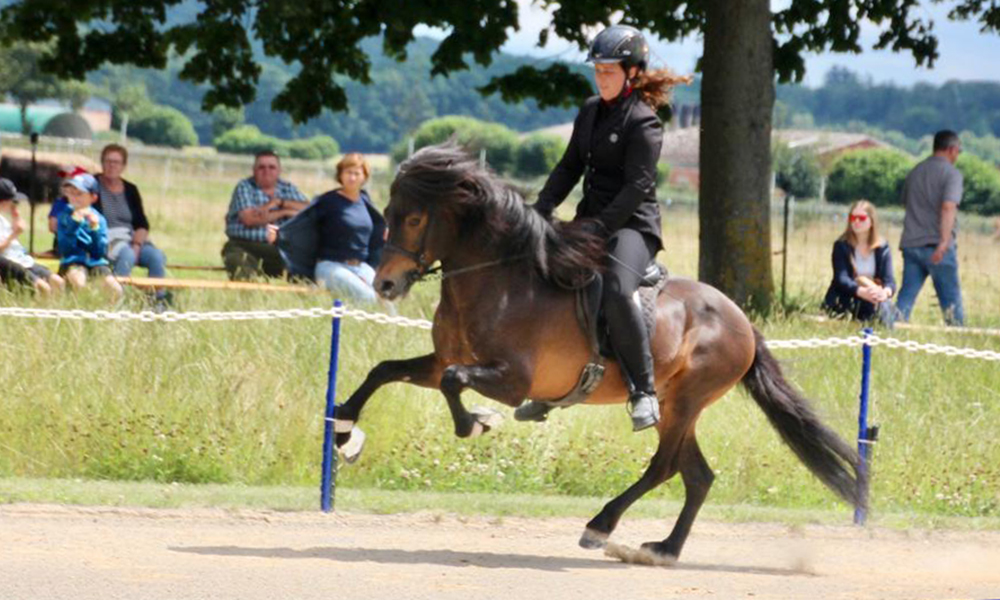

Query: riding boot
[{"left": 604, "top": 291, "right": 660, "bottom": 432}]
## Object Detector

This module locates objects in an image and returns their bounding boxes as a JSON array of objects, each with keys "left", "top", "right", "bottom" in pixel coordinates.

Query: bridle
[{"left": 382, "top": 213, "right": 529, "bottom": 285}]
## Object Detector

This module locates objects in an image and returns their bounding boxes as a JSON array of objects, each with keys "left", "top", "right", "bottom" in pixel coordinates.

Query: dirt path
[{"left": 2, "top": 504, "right": 998, "bottom": 600}]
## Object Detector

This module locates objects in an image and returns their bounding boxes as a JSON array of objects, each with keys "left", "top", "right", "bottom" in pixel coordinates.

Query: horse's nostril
[{"left": 379, "top": 280, "right": 396, "bottom": 294}]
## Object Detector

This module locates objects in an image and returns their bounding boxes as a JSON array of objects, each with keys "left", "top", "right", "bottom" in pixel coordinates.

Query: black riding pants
[{"left": 603, "top": 228, "right": 658, "bottom": 396}]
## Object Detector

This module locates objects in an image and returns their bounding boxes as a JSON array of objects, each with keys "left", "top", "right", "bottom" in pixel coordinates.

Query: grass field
[{"left": 2, "top": 153, "right": 999, "bottom": 522}]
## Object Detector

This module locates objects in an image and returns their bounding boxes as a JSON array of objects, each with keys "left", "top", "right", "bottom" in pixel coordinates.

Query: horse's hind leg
[
  {"left": 335, "top": 353, "right": 442, "bottom": 448},
  {"left": 580, "top": 420, "right": 688, "bottom": 549},
  {"left": 641, "top": 433, "right": 714, "bottom": 560}
]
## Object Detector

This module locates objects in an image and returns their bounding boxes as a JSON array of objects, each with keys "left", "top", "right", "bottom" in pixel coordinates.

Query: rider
[{"left": 519, "top": 25, "right": 685, "bottom": 432}]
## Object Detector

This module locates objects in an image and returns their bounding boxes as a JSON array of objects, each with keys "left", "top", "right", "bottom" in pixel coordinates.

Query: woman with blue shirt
[
  {"left": 823, "top": 200, "right": 896, "bottom": 323},
  {"left": 270, "top": 153, "right": 385, "bottom": 302}
]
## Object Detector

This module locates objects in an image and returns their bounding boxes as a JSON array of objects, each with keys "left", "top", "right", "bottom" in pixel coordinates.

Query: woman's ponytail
[{"left": 632, "top": 69, "right": 694, "bottom": 111}]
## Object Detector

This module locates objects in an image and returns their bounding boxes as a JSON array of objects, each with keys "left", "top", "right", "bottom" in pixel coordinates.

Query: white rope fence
[{"left": 1, "top": 306, "right": 998, "bottom": 361}]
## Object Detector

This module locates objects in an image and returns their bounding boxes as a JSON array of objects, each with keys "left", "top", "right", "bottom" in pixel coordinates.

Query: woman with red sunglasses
[{"left": 823, "top": 200, "right": 897, "bottom": 324}]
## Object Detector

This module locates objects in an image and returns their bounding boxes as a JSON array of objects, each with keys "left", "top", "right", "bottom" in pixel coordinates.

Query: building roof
[{"left": 0, "top": 104, "right": 93, "bottom": 139}]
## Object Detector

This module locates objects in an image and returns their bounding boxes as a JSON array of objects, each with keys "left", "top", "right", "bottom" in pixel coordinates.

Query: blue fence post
[
  {"left": 321, "top": 299, "right": 344, "bottom": 513},
  {"left": 854, "top": 327, "right": 874, "bottom": 525}
]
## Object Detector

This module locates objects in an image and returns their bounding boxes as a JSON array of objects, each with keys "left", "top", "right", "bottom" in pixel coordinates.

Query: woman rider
[{"left": 517, "top": 25, "right": 687, "bottom": 432}]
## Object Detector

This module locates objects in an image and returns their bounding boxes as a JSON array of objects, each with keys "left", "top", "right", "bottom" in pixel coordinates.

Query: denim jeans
[
  {"left": 113, "top": 242, "right": 167, "bottom": 278},
  {"left": 315, "top": 260, "right": 377, "bottom": 303},
  {"left": 896, "top": 245, "right": 964, "bottom": 326}
]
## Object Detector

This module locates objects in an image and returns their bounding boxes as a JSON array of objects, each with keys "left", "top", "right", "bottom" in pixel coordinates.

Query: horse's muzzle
[{"left": 373, "top": 272, "right": 410, "bottom": 301}]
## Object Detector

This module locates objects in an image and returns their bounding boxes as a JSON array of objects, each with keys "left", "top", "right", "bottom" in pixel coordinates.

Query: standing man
[
  {"left": 896, "top": 130, "right": 965, "bottom": 326},
  {"left": 222, "top": 150, "right": 308, "bottom": 280}
]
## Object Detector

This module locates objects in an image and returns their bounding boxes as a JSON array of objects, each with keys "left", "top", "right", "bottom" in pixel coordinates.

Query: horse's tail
[{"left": 740, "top": 327, "right": 865, "bottom": 509}]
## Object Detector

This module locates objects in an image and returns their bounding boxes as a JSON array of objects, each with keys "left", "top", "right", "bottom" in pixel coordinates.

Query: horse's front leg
[
  {"left": 334, "top": 354, "right": 442, "bottom": 451},
  {"left": 440, "top": 361, "right": 530, "bottom": 438}
]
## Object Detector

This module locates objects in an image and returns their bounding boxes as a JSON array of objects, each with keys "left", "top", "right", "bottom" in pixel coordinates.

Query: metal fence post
[
  {"left": 320, "top": 299, "right": 344, "bottom": 512},
  {"left": 854, "top": 327, "right": 877, "bottom": 525}
]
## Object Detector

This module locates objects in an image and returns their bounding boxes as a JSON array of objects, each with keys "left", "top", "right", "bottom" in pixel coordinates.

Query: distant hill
[{"left": 90, "top": 34, "right": 696, "bottom": 153}]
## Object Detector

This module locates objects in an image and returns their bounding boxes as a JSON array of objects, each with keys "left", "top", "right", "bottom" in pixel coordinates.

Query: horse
[{"left": 334, "top": 144, "right": 863, "bottom": 561}]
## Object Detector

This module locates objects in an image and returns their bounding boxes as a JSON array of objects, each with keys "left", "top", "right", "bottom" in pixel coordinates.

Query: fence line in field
[{"left": 1, "top": 305, "right": 997, "bottom": 361}]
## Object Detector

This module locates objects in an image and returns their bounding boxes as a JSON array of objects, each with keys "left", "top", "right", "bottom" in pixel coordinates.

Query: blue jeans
[
  {"left": 896, "top": 245, "right": 964, "bottom": 326},
  {"left": 315, "top": 260, "right": 377, "bottom": 303},
  {"left": 113, "top": 242, "right": 167, "bottom": 278}
]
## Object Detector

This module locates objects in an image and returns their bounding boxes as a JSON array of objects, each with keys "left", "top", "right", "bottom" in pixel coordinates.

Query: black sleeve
[
  {"left": 878, "top": 245, "right": 896, "bottom": 294},
  {"left": 831, "top": 241, "right": 858, "bottom": 296},
  {"left": 126, "top": 181, "right": 151, "bottom": 231},
  {"left": 535, "top": 106, "right": 588, "bottom": 214},
  {"left": 596, "top": 113, "right": 662, "bottom": 232}
]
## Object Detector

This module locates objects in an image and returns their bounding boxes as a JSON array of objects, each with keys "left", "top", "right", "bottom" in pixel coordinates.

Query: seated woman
[
  {"left": 823, "top": 200, "right": 896, "bottom": 324},
  {"left": 267, "top": 153, "right": 385, "bottom": 303}
]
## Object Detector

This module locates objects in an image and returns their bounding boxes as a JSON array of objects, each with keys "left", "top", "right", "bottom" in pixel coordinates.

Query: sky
[{"left": 419, "top": 0, "right": 1000, "bottom": 88}]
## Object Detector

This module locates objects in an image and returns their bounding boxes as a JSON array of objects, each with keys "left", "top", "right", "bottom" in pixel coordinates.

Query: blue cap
[{"left": 63, "top": 173, "right": 99, "bottom": 194}]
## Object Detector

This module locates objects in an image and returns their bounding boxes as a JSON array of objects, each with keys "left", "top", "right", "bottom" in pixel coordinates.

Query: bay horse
[{"left": 334, "top": 144, "right": 863, "bottom": 561}]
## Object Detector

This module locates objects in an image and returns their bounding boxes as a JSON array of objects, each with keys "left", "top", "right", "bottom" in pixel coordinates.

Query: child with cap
[
  {"left": 56, "top": 171, "right": 123, "bottom": 299},
  {"left": 0, "top": 178, "right": 65, "bottom": 295}
]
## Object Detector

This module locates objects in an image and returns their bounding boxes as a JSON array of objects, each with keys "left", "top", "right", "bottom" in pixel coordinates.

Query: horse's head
[{"left": 374, "top": 144, "right": 476, "bottom": 300}]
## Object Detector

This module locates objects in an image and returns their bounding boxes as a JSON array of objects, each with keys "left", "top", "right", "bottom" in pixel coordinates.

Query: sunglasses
[{"left": 849, "top": 214, "right": 869, "bottom": 223}]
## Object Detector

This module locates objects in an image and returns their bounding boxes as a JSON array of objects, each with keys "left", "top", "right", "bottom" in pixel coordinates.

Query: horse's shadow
[{"left": 170, "top": 545, "right": 809, "bottom": 577}]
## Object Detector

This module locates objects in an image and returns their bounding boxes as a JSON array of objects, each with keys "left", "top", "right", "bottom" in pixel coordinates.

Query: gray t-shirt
[{"left": 899, "top": 155, "right": 962, "bottom": 249}]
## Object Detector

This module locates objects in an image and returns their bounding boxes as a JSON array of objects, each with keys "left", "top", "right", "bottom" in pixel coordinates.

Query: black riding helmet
[{"left": 587, "top": 25, "right": 649, "bottom": 72}]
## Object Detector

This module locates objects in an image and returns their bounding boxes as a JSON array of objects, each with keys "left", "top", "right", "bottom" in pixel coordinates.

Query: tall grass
[{"left": 2, "top": 158, "right": 999, "bottom": 519}]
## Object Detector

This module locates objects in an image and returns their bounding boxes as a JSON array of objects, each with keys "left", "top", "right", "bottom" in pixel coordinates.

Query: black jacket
[
  {"left": 94, "top": 178, "right": 150, "bottom": 232},
  {"left": 823, "top": 239, "right": 896, "bottom": 320},
  {"left": 276, "top": 190, "right": 386, "bottom": 275},
  {"left": 535, "top": 92, "right": 664, "bottom": 249}
]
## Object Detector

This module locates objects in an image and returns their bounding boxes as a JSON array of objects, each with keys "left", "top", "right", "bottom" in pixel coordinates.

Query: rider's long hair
[{"left": 631, "top": 68, "right": 693, "bottom": 110}]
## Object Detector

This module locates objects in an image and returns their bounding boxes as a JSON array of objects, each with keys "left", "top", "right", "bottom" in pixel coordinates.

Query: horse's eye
[{"left": 406, "top": 216, "right": 422, "bottom": 227}]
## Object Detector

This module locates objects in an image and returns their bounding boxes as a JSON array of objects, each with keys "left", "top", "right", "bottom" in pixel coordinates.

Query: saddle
[{"left": 547, "top": 262, "right": 669, "bottom": 408}]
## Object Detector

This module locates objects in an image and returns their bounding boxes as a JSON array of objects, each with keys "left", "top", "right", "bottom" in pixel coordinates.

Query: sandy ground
[{"left": 2, "top": 504, "right": 999, "bottom": 600}]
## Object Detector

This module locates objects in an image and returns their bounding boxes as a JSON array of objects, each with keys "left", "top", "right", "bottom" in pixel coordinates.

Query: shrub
[
  {"left": 215, "top": 126, "right": 339, "bottom": 160},
  {"left": 214, "top": 125, "right": 282, "bottom": 156},
  {"left": 128, "top": 105, "right": 198, "bottom": 148},
  {"left": 287, "top": 135, "right": 340, "bottom": 160},
  {"left": 826, "top": 149, "right": 915, "bottom": 206},
  {"left": 773, "top": 143, "right": 823, "bottom": 199},
  {"left": 392, "top": 116, "right": 521, "bottom": 174},
  {"left": 956, "top": 154, "right": 1000, "bottom": 216},
  {"left": 656, "top": 162, "right": 672, "bottom": 187},
  {"left": 515, "top": 133, "right": 565, "bottom": 178}
]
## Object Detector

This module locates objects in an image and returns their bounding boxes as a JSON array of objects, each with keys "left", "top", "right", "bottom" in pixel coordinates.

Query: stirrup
[
  {"left": 627, "top": 392, "right": 660, "bottom": 432},
  {"left": 514, "top": 401, "right": 552, "bottom": 422}
]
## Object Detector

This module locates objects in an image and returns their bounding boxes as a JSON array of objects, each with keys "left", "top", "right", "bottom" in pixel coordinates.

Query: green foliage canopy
[
  {"left": 127, "top": 104, "right": 199, "bottom": 148},
  {"left": 3, "top": 0, "right": 993, "bottom": 122},
  {"left": 826, "top": 149, "right": 915, "bottom": 207}
]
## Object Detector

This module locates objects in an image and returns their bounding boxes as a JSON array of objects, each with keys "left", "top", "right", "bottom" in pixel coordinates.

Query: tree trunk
[{"left": 698, "top": 0, "right": 775, "bottom": 313}]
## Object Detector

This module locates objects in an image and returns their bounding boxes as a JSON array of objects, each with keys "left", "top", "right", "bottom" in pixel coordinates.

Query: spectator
[
  {"left": 822, "top": 200, "right": 896, "bottom": 325},
  {"left": 896, "top": 130, "right": 965, "bottom": 326},
  {"left": 222, "top": 150, "right": 308, "bottom": 280},
  {"left": 268, "top": 153, "right": 385, "bottom": 303},
  {"left": 47, "top": 168, "right": 81, "bottom": 254},
  {"left": 0, "top": 178, "right": 64, "bottom": 295},
  {"left": 56, "top": 172, "right": 123, "bottom": 300},
  {"left": 95, "top": 144, "right": 168, "bottom": 287}
]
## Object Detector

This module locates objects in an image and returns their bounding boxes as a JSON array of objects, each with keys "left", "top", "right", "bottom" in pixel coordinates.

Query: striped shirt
[
  {"left": 97, "top": 182, "right": 133, "bottom": 231},
  {"left": 225, "top": 177, "right": 307, "bottom": 242}
]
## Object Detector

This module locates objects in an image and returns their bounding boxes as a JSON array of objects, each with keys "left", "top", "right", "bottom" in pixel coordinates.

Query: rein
[{"left": 382, "top": 247, "right": 530, "bottom": 284}]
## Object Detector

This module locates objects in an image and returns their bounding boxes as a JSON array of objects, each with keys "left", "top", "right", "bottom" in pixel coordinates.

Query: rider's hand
[{"left": 578, "top": 219, "right": 606, "bottom": 238}]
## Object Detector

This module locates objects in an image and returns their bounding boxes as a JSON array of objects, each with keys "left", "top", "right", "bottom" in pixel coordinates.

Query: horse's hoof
[
  {"left": 579, "top": 528, "right": 609, "bottom": 550},
  {"left": 468, "top": 406, "right": 503, "bottom": 437},
  {"left": 639, "top": 541, "right": 678, "bottom": 564},
  {"left": 337, "top": 426, "right": 366, "bottom": 464}
]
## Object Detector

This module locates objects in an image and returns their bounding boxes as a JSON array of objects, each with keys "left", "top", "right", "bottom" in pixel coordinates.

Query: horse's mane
[{"left": 392, "top": 143, "right": 604, "bottom": 285}]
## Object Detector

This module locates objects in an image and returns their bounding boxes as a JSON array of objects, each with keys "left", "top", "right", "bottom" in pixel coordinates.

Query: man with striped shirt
[{"left": 223, "top": 150, "right": 308, "bottom": 280}]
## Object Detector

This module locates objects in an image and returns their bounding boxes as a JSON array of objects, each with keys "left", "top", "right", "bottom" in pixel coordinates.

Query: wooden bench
[{"left": 117, "top": 276, "right": 319, "bottom": 294}]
